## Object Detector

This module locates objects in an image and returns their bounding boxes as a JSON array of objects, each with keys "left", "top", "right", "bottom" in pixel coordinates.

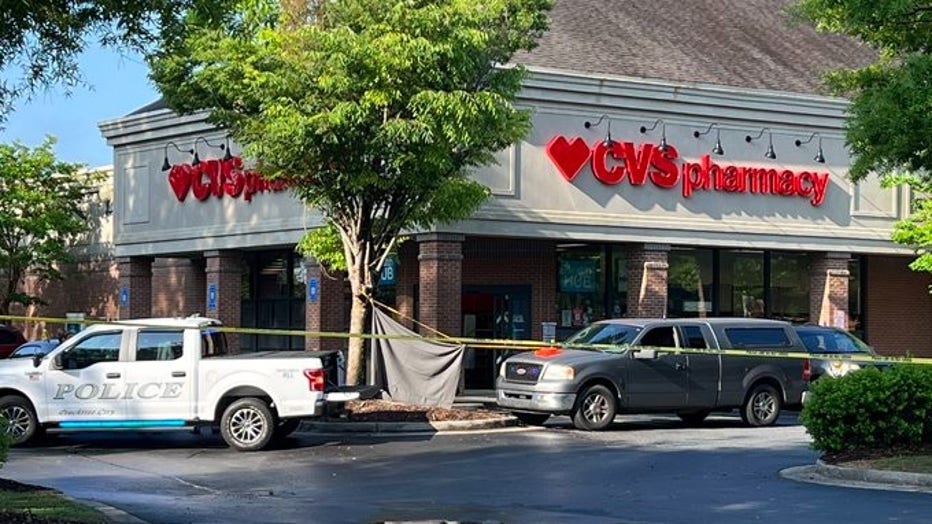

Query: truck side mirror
[
  {"left": 32, "top": 354, "right": 43, "bottom": 368},
  {"left": 52, "top": 353, "right": 63, "bottom": 370}
]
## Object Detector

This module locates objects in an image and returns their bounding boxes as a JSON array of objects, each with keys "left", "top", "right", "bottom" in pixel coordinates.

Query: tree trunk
[{"left": 345, "top": 288, "right": 369, "bottom": 385}]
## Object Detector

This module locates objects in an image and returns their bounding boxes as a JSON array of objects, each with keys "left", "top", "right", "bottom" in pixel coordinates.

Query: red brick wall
[
  {"left": 461, "top": 237, "right": 558, "bottom": 340},
  {"left": 865, "top": 255, "right": 932, "bottom": 358},
  {"left": 118, "top": 257, "right": 153, "bottom": 320},
  {"left": 304, "top": 258, "right": 348, "bottom": 351},
  {"left": 627, "top": 245, "right": 669, "bottom": 318},
  {"left": 205, "top": 250, "right": 242, "bottom": 352},
  {"left": 394, "top": 242, "right": 418, "bottom": 330},
  {"left": 152, "top": 257, "right": 205, "bottom": 317},
  {"left": 16, "top": 260, "right": 119, "bottom": 339},
  {"left": 809, "top": 253, "right": 850, "bottom": 327},
  {"left": 418, "top": 234, "right": 464, "bottom": 338}
]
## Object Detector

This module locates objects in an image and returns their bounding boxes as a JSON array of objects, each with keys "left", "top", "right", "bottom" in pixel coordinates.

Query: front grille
[{"left": 505, "top": 362, "right": 543, "bottom": 383}]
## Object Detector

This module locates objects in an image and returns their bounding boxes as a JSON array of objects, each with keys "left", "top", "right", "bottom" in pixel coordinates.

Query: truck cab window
[
  {"left": 136, "top": 330, "right": 184, "bottom": 361},
  {"left": 61, "top": 333, "right": 121, "bottom": 369},
  {"left": 680, "top": 326, "right": 708, "bottom": 349},
  {"left": 638, "top": 327, "right": 677, "bottom": 348}
]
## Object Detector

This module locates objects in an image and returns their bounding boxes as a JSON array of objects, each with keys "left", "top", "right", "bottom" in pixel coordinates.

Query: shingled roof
[
  {"left": 126, "top": 0, "right": 874, "bottom": 116},
  {"left": 512, "top": 0, "right": 876, "bottom": 95}
]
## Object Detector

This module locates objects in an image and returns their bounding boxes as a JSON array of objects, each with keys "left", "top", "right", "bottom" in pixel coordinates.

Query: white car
[{"left": 0, "top": 317, "right": 356, "bottom": 451}]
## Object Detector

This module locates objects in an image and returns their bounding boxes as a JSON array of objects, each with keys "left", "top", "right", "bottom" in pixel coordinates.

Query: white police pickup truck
[{"left": 0, "top": 316, "right": 357, "bottom": 451}]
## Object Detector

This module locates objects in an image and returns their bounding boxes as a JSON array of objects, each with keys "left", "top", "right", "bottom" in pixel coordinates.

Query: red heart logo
[
  {"left": 168, "top": 164, "right": 192, "bottom": 202},
  {"left": 545, "top": 136, "right": 591, "bottom": 182}
]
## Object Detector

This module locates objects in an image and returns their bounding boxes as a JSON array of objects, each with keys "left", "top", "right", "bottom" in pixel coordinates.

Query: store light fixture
[
  {"left": 640, "top": 119, "right": 667, "bottom": 152},
  {"left": 745, "top": 127, "right": 776, "bottom": 160},
  {"left": 161, "top": 141, "right": 194, "bottom": 171},
  {"left": 693, "top": 123, "right": 724, "bottom": 156},
  {"left": 193, "top": 136, "right": 228, "bottom": 166},
  {"left": 795, "top": 132, "right": 825, "bottom": 164},
  {"left": 584, "top": 114, "right": 615, "bottom": 148}
]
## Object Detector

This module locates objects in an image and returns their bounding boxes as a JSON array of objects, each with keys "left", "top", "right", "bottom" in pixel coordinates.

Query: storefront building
[{"left": 88, "top": 0, "right": 932, "bottom": 388}]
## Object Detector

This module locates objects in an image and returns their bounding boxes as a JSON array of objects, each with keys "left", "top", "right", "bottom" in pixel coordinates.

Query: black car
[{"left": 794, "top": 325, "right": 884, "bottom": 380}]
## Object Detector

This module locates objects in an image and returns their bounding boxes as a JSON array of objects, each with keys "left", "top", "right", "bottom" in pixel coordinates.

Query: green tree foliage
[
  {"left": 0, "top": 137, "right": 105, "bottom": 315},
  {"left": 791, "top": 0, "right": 932, "bottom": 182},
  {"left": 792, "top": 0, "right": 932, "bottom": 280},
  {"left": 0, "top": 0, "right": 231, "bottom": 120},
  {"left": 150, "top": 0, "right": 552, "bottom": 384}
]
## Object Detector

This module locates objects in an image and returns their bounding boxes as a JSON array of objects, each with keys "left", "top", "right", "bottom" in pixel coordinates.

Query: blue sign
[
  {"left": 207, "top": 283, "right": 217, "bottom": 311},
  {"left": 560, "top": 259, "right": 597, "bottom": 293},
  {"left": 308, "top": 277, "right": 319, "bottom": 303},
  {"left": 119, "top": 286, "right": 129, "bottom": 307},
  {"left": 379, "top": 257, "right": 397, "bottom": 286}
]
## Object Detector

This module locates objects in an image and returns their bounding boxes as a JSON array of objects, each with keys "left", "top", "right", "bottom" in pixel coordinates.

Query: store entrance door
[{"left": 461, "top": 286, "right": 531, "bottom": 390}]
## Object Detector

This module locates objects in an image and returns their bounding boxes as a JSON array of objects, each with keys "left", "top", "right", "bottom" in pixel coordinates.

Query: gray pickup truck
[{"left": 496, "top": 318, "right": 809, "bottom": 430}]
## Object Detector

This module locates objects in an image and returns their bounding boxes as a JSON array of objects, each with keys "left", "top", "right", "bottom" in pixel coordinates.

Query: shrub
[{"left": 801, "top": 365, "right": 932, "bottom": 453}]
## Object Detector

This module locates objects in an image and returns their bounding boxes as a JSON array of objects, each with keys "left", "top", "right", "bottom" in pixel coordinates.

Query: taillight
[
  {"left": 303, "top": 369, "right": 325, "bottom": 392},
  {"left": 802, "top": 359, "right": 811, "bottom": 382}
]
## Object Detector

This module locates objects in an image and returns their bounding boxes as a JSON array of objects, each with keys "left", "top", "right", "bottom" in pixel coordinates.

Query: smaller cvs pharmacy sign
[{"left": 545, "top": 136, "right": 829, "bottom": 206}]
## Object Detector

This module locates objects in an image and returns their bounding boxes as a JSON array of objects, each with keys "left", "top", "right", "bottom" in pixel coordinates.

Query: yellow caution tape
[{"left": 2, "top": 314, "right": 930, "bottom": 366}]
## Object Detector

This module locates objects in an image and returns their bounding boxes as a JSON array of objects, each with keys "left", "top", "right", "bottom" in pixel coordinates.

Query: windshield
[
  {"left": 797, "top": 328, "right": 874, "bottom": 355},
  {"left": 564, "top": 323, "right": 641, "bottom": 351}
]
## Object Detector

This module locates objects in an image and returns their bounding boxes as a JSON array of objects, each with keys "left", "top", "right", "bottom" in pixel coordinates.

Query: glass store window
[
  {"left": 240, "top": 251, "right": 306, "bottom": 351},
  {"left": 668, "top": 248, "right": 713, "bottom": 318},
  {"left": 557, "top": 247, "right": 604, "bottom": 333},
  {"left": 719, "top": 250, "right": 764, "bottom": 317},
  {"left": 769, "top": 252, "right": 810, "bottom": 323}
]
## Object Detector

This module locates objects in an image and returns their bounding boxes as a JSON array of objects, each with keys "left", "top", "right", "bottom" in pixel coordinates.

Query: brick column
[
  {"left": 117, "top": 256, "right": 153, "bottom": 319},
  {"left": 395, "top": 242, "right": 418, "bottom": 330},
  {"left": 417, "top": 233, "right": 464, "bottom": 337},
  {"left": 304, "top": 257, "right": 347, "bottom": 352},
  {"left": 205, "top": 250, "right": 242, "bottom": 352},
  {"left": 810, "top": 252, "right": 850, "bottom": 328},
  {"left": 627, "top": 243, "right": 669, "bottom": 318}
]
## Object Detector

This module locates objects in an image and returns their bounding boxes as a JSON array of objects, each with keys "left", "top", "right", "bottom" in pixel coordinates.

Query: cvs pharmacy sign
[{"left": 545, "top": 136, "right": 829, "bottom": 207}]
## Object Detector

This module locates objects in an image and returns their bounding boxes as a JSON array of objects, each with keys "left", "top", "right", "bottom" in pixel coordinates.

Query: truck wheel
[
  {"left": 741, "top": 384, "right": 782, "bottom": 427},
  {"left": 0, "top": 395, "right": 39, "bottom": 446},
  {"left": 513, "top": 412, "right": 550, "bottom": 426},
  {"left": 572, "top": 384, "right": 616, "bottom": 431},
  {"left": 677, "top": 409, "right": 711, "bottom": 426},
  {"left": 220, "top": 398, "right": 274, "bottom": 451},
  {"left": 273, "top": 419, "right": 301, "bottom": 441}
]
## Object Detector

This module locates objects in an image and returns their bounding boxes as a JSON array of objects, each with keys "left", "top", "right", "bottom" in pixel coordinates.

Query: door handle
[
  {"left": 172, "top": 371, "right": 186, "bottom": 378},
  {"left": 106, "top": 372, "right": 121, "bottom": 379}
]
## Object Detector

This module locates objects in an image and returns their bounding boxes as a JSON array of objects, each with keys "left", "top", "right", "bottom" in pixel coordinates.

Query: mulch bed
[
  {"left": 821, "top": 442, "right": 932, "bottom": 465},
  {"left": 336, "top": 399, "right": 509, "bottom": 423}
]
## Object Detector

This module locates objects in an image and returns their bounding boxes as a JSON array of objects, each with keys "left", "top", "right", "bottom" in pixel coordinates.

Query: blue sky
[{"left": 0, "top": 43, "right": 160, "bottom": 168}]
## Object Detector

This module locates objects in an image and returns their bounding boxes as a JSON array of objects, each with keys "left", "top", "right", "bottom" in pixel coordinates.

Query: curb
[
  {"left": 298, "top": 415, "right": 520, "bottom": 434},
  {"left": 781, "top": 462, "right": 932, "bottom": 494},
  {"left": 814, "top": 459, "right": 932, "bottom": 489}
]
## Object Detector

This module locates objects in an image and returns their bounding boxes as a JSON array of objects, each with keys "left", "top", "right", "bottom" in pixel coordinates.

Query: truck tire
[
  {"left": 0, "top": 395, "right": 39, "bottom": 446},
  {"left": 220, "top": 398, "right": 274, "bottom": 451},
  {"left": 513, "top": 412, "right": 550, "bottom": 426},
  {"left": 741, "top": 384, "right": 782, "bottom": 427},
  {"left": 677, "top": 409, "right": 711, "bottom": 426},
  {"left": 572, "top": 384, "right": 616, "bottom": 431}
]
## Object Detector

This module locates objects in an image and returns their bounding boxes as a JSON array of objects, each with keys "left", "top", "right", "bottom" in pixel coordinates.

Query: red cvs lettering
[{"left": 165, "top": 156, "right": 289, "bottom": 203}]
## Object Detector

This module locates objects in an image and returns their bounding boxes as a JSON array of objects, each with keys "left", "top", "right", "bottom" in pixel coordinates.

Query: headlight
[
  {"left": 542, "top": 364, "right": 575, "bottom": 381},
  {"left": 499, "top": 361, "right": 507, "bottom": 378}
]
